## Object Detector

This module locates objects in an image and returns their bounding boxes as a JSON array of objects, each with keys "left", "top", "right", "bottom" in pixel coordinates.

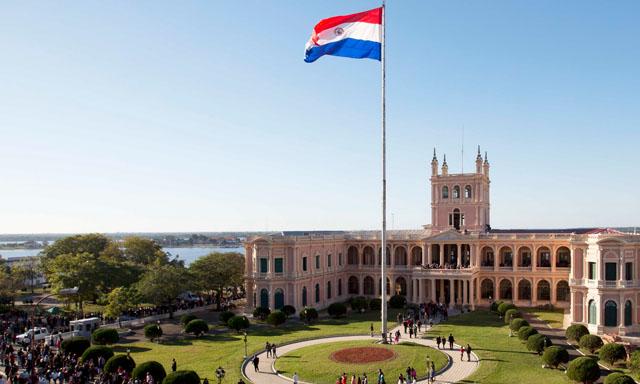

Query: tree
[
  {"left": 566, "top": 324, "right": 589, "bottom": 343},
  {"left": 388, "top": 295, "right": 406, "bottom": 309},
  {"left": 542, "top": 346, "right": 570, "bottom": 368},
  {"left": 81, "top": 345, "right": 114, "bottom": 363},
  {"left": 136, "top": 264, "right": 194, "bottom": 318},
  {"left": 104, "top": 354, "right": 136, "bottom": 373},
  {"left": 184, "top": 319, "right": 209, "bottom": 337},
  {"left": 604, "top": 373, "right": 635, "bottom": 384},
  {"left": 566, "top": 357, "right": 600, "bottom": 384},
  {"left": 10, "top": 257, "right": 41, "bottom": 293},
  {"left": 599, "top": 343, "right": 627, "bottom": 366},
  {"left": 104, "top": 287, "right": 140, "bottom": 319},
  {"left": 252, "top": 307, "right": 270, "bottom": 320},
  {"left": 123, "top": 237, "right": 168, "bottom": 265},
  {"left": 227, "top": 315, "right": 250, "bottom": 333},
  {"left": 144, "top": 324, "right": 163, "bottom": 342},
  {"left": 163, "top": 371, "right": 200, "bottom": 384},
  {"left": 266, "top": 311, "right": 287, "bottom": 327},
  {"left": 189, "top": 252, "right": 244, "bottom": 311},
  {"left": 43, "top": 234, "right": 110, "bottom": 260},
  {"left": 579, "top": 334, "right": 604, "bottom": 354},
  {"left": 328, "top": 303, "right": 347, "bottom": 318},
  {"left": 61, "top": 337, "right": 91, "bottom": 356},
  {"left": 518, "top": 326, "right": 538, "bottom": 341},
  {"left": 526, "top": 334, "right": 547, "bottom": 354}
]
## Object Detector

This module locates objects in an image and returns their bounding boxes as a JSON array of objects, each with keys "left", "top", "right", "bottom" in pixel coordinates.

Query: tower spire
[
  {"left": 431, "top": 148, "right": 438, "bottom": 176},
  {"left": 476, "top": 145, "right": 483, "bottom": 173}
]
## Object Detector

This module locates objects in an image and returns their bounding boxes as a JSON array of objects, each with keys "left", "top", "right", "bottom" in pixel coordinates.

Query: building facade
[{"left": 245, "top": 148, "right": 640, "bottom": 336}]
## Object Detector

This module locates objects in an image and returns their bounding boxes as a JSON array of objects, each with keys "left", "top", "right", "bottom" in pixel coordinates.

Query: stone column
[
  {"left": 551, "top": 246, "right": 556, "bottom": 272},
  {"left": 439, "top": 279, "right": 445, "bottom": 303},
  {"left": 430, "top": 279, "right": 436, "bottom": 303},
  {"left": 470, "top": 279, "right": 476, "bottom": 310},
  {"left": 421, "top": 244, "right": 427, "bottom": 267},
  {"left": 457, "top": 243, "right": 462, "bottom": 267},
  {"left": 449, "top": 279, "right": 455, "bottom": 308},
  {"left": 426, "top": 245, "right": 432, "bottom": 265},
  {"left": 462, "top": 279, "right": 466, "bottom": 305},
  {"left": 439, "top": 243, "right": 444, "bottom": 265}
]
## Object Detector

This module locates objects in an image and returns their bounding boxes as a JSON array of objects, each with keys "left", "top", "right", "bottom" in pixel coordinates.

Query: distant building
[{"left": 245, "top": 147, "right": 640, "bottom": 336}]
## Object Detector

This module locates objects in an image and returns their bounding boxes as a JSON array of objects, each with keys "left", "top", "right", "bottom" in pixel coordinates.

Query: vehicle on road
[{"left": 16, "top": 327, "right": 50, "bottom": 344}]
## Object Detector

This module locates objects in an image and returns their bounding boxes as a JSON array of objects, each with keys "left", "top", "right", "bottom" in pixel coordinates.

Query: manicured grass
[
  {"left": 522, "top": 307, "right": 566, "bottom": 329},
  {"left": 275, "top": 340, "right": 447, "bottom": 383},
  {"left": 116, "top": 309, "right": 402, "bottom": 384},
  {"left": 428, "top": 310, "right": 570, "bottom": 384}
]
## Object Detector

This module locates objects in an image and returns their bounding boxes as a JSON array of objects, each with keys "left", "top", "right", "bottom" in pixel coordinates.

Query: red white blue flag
[{"left": 304, "top": 7, "right": 382, "bottom": 63}]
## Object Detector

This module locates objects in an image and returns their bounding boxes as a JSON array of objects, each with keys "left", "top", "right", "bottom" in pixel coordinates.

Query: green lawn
[
  {"left": 428, "top": 310, "right": 570, "bottom": 384},
  {"left": 521, "top": 307, "right": 566, "bottom": 329},
  {"left": 275, "top": 339, "right": 448, "bottom": 383},
  {"left": 116, "top": 309, "right": 402, "bottom": 383}
]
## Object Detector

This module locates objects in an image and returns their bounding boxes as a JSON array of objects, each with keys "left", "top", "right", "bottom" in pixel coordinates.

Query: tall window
[
  {"left": 588, "top": 300, "right": 596, "bottom": 324},
  {"left": 302, "top": 257, "right": 307, "bottom": 272},
  {"left": 464, "top": 185, "right": 472, "bottom": 198},
  {"left": 604, "top": 301, "right": 617, "bottom": 327},
  {"left": 327, "top": 281, "right": 332, "bottom": 299},
  {"left": 338, "top": 253, "right": 342, "bottom": 266},
  {"left": 315, "top": 284, "right": 320, "bottom": 303},
  {"left": 453, "top": 185, "right": 460, "bottom": 198},
  {"left": 588, "top": 262, "right": 596, "bottom": 280},
  {"left": 301, "top": 287, "right": 307, "bottom": 306},
  {"left": 274, "top": 258, "right": 283, "bottom": 273},
  {"left": 605, "top": 262, "right": 617, "bottom": 281},
  {"left": 626, "top": 262, "right": 633, "bottom": 281},
  {"left": 260, "top": 258, "right": 268, "bottom": 273},
  {"left": 625, "top": 301, "right": 633, "bottom": 326},
  {"left": 442, "top": 186, "right": 449, "bottom": 199},
  {"left": 327, "top": 254, "right": 332, "bottom": 268},
  {"left": 338, "top": 279, "right": 342, "bottom": 296},
  {"left": 315, "top": 255, "right": 320, "bottom": 269}
]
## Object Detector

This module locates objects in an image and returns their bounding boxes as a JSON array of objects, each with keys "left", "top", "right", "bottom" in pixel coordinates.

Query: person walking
[
  {"left": 252, "top": 355, "right": 259, "bottom": 372},
  {"left": 362, "top": 373, "right": 368, "bottom": 384},
  {"left": 436, "top": 336, "right": 441, "bottom": 349},
  {"left": 370, "top": 323, "right": 374, "bottom": 337},
  {"left": 293, "top": 372, "right": 299, "bottom": 384},
  {"left": 460, "top": 346, "right": 465, "bottom": 361},
  {"left": 272, "top": 344, "right": 277, "bottom": 358},
  {"left": 377, "top": 369, "right": 385, "bottom": 384},
  {"left": 351, "top": 374, "right": 357, "bottom": 384},
  {"left": 171, "top": 358, "right": 177, "bottom": 372},
  {"left": 430, "top": 361, "right": 436, "bottom": 383},
  {"left": 448, "top": 333, "right": 455, "bottom": 350},
  {"left": 405, "top": 367, "right": 411, "bottom": 381},
  {"left": 408, "top": 327, "right": 413, "bottom": 339},
  {"left": 466, "top": 344, "right": 472, "bottom": 361},
  {"left": 265, "top": 342, "right": 271, "bottom": 358}
]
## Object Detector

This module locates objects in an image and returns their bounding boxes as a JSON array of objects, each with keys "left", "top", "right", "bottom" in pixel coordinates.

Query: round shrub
[
  {"left": 132, "top": 361, "right": 167, "bottom": 383},
  {"left": 566, "top": 357, "right": 600, "bottom": 384},
  {"left": 369, "top": 298, "right": 382, "bottom": 310},
  {"left": 180, "top": 314, "right": 198, "bottom": 326},
  {"left": 266, "top": 310, "right": 287, "bottom": 327},
  {"left": 60, "top": 336, "right": 90, "bottom": 356},
  {"left": 604, "top": 373, "right": 635, "bottom": 384},
  {"left": 104, "top": 354, "right": 136, "bottom": 373},
  {"left": 566, "top": 324, "right": 589, "bottom": 343},
  {"left": 490, "top": 300, "right": 503, "bottom": 313},
  {"left": 184, "top": 319, "right": 209, "bottom": 336},
  {"left": 350, "top": 296, "right": 368, "bottom": 311},
  {"left": 504, "top": 309, "right": 522, "bottom": 324},
  {"left": 144, "top": 324, "right": 163, "bottom": 342},
  {"left": 81, "top": 345, "right": 114, "bottom": 363},
  {"left": 252, "top": 306, "right": 270, "bottom": 320},
  {"left": 599, "top": 343, "right": 627, "bottom": 366},
  {"left": 388, "top": 295, "right": 406, "bottom": 309},
  {"left": 218, "top": 311, "right": 234, "bottom": 324},
  {"left": 92, "top": 328, "right": 120, "bottom": 345},
  {"left": 300, "top": 307, "right": 318, "bottom": 324},
  {"left": 162, "top": 370, "right": 200, "bottom": 384},
  {"left": 497, "top": 302, "right": 517, "bottom": 317},
  {"left": 282, "top": 305, "right": 296, "bottom": 317},
  {"left": 227, "top": 315, "right": 250, "bottom": 333},
  {"left": 629, "top": 350, "right": 640, "bottom": 376},
  {"left": 542, "top": 346, "right": 570, "bottom": 368},
  {"left": 328, "top": 303, "right": 347, "bottom": 318},
  {"left": 518, "top": 326, "right": 538, "bottom": 341},
  {"left": 510, "top": 318, "right": 529, "bottom": 331},
  {"left": 526, "top": 334, "right": 547, "bottom": 354},
  {"left": 579, "top": 334, "right": 604, "bottom": 354}
]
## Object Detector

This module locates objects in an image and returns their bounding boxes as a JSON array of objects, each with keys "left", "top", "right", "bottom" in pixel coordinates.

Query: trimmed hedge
[
  {"left": 497, "top": 303, "right": 517, "bottom": 317},
  {"left": 282, "top": 305, "right": 296, "bottom": 317},
  {"left": 510, "top": 318, "right": 529, "bottom": 331},
  {"left": 566, "top": 324, "right": 589, "bottom": 343},
  {"left": 328, "top": 303, "right": 347, "bottom": 318},
  {"left": 92, "top": 328, "right": 119, "bottom": 345},
  {"left": 180, "top": 314, "right": 198, "bottom": 326},
  {"left": 490, "top": 300, "right": 504, "bottom": 312},
  {"left": 388, "top": 295, "right": 406, "bottom": 309},
  {"left": 184, "top": 319, "right": 209, "bottom": 336},
  {"left": 350, "top": 296, "right": 368, "bottom": 311},
  {"left": 518, "top": 326, "right": 538, "bottom": 341},
  {"left": 504, "top": 309, "right": 522, "bottom": 324},
  {"left": 162, "top": 370, "right": 200, "bottom": 384},
  {"left": 104, "top": 354, "right": 136, "bottom": 373},
  {"left": 144, "top": 324, "right": 163, "bottom": 342},
  {"left": 81, "top": 345, "right": 114, "bottom": 363},
  {"left": 218, "top": 311, "right": 234, "bottom": 324},
  {"left": 542, "top": 346, "right": 569, "bottom": 368},
  {"left": 579, "top": 334, "right": 603, "bottom": 354},
  {"left": 266, "top": 311, "right": 287, "bottom": 327},
  {"left": 369, "top": 298, "right": 381, "bottom": 310},
  {"left": 300, "top": 307, "right": 318, "bottom": 324},
  {"left": 566, "top": 357, "right": 600, "bottom": 384},
  {"left": 132, "top": 361, "right": 167, "bottom": 383},
  {"left": 526, "top": 334, "right": 547, "bottom": 354},
  {"left": 60, "top": 337, "right": 90, "bottom": 356},
  {"left": 629, "top": 350, "right": 640, "bottom": 376},
  {"left": 252, "top": 306, "right": 270, "bottom": 320},
  {"left": 604, "top": 373, "right": 635, "bottom": 384},
  {"left": 599, "top": 343, "right": 627, "bottom": 365},
  {"left": 227, "top": 315, "right": 250, "bottom": 333}
]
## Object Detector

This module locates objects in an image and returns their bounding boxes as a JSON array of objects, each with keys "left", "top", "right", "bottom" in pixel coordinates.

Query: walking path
[{"left": 242, "top": 322, "right": 479, "bottom": 384}]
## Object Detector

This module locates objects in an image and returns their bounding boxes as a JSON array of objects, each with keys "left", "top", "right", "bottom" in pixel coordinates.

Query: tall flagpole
[{"left": 380, "top": 0, "right": 388, "bottom": 342}]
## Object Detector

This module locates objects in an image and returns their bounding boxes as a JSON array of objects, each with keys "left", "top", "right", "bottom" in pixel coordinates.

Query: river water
[{"left": 0, "top": 246, "right": 245, "bottom": 266}]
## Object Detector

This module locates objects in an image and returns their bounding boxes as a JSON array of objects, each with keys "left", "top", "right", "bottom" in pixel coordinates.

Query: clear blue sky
[{"left": 1, "top": 1, "right": 638, "bottom": 234}]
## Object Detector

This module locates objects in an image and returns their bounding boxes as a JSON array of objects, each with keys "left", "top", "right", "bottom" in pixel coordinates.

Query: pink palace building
[{"left": 245, "top": 148, "right": 640, "bottom": 336}]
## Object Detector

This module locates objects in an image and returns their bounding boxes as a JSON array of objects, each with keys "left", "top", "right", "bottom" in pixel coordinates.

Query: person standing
[
  {"left": 408, "top": 327, "right": 413, "bottom": 339},
  {"left": 351, "top": 374, "right": 357, "bottom": 384},
  {"left": 466, "top": 344, "right": 472, "bottom": 361},
  {"left": 377, "top": 369, "right": 385, "bottom": 384},
  {"left": 171, "top": 358, "right": 177, "bottom": 372},
  {"left": 265, "top": 342, "right": 271, "bottom": 358},
  {"left": 460, "top": 346, "right": 465, "bottom": 361},
  {"left": 362, "top": 373, "right": 368, "bottom": 384},
  {"left": 271, "top": 344, "right": 277, "bottom": 358},
  {"left": 252, "top": 355, "right": 259, "bottom": 372},
  {"left": 436, "top": 336, "right": 441, "bottom": 349},
  {"left": 293, "top": 372, "right": 299, "bottom": 384},
  {"left": 448, "top": 333, "right": 454, "bottom": 350},
  {"left": 430, "top": 361, "right": 436, "bottom": 383},
  {"left": 370, "top": 323, "right": 374, "bottom": 337}
]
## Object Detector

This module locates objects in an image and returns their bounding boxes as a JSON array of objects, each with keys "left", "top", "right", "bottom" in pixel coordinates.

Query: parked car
[
  {"left": 16, "top": 327, "right": 50, "bottom": 345},
  {"left": 177, "top": 292, "right": 201, "bottom": 303}
]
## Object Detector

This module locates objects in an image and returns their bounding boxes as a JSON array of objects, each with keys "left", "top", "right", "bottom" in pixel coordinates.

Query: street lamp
[
  {"left": 242, "top": 331, "right": 248, "bottom": 359},
  {"left": 215, "top": 366, "right": 225, "bottom": 384}
]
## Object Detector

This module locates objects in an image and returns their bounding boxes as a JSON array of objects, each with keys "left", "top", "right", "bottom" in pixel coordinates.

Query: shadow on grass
[
  {"left": 113, "top": 346, "right": 152, "bottom": 353},
  {"left": 474, "top": 348, "right": 534, "bottom": 355}
]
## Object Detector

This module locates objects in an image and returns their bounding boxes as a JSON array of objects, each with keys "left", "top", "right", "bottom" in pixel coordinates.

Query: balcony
[{"left": 517, "top": 266, "right": 532, "bottom": 271}]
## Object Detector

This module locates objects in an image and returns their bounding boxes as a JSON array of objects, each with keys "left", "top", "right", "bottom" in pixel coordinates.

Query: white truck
[{"left": 15, "top": 327, "right": 50, "bottom": 345}]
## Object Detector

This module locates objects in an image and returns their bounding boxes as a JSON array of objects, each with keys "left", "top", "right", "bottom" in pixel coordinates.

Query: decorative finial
[
  {"left": 432, "top": 148, "right": 437, "bottom": 161},
  {"left": 443, "top": 154, "right": 447, "bottom": 164},
  {"left": 477, "top": 145, "right": 481, "bottom": 157},
  {"left": 484, "top": 151, "right": 488, "bottom": 162}
]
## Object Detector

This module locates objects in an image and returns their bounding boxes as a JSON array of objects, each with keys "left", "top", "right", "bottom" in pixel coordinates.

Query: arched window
[
  {"left": 625, "top": 301, "right": 632, "bottom": 326},
  {"left": 499, "top": 246, "right": 513, "bottom": 267},
  {"left": 362, "top": 246, "right": 375, "bottom": 265},
  {"left": 556, "top": 281, "right": 570, "bottom": 302},
  {"left": 326, "top": 281, "right": 332, "bottom": 299},
  {"left": 453, "top": 185, "right": 461, "bottom": 199},
  {"left": 588, "top": 300, "right": 597, "bottom": 324},
  {"left": 347, "top": 246, "right": 358, "bottom": 265},
  {"left": 605, "top": 300, "right": 618, "bottom": 327},
  {"left": 537, "top": 247, "right": 551, "bottom": 267},
  {"left": 451, "top": 208, "right": 462, "bottom": 230},
  {"left": 411, "top": 247, "right": 423, "bottom": 265},
  {"left": 378, "top": 246, "right": 391, "bottom": 265},
  {"left": 301, "top": 286, "right": 307, "bottom": 307},
  {"left": 556, "top": 247, "right": 571, "bottom": 268},
  {"left": 395, "top": 277, "right": 407, "bottom": 296},
  {"left": 315, "top": 283, "right": 320, "bottom": 303},
  {"left": 537, "top": 280, "right": 550, "bottom": 301},
  {"left": 518, "top": 247, "right": 532, "bottom": 267},
  {"left": 378, "top": 277, "right": 391, "bottom": 295},
  {"left": 518, "top": 280, "right": 531, "bottom": 300},
  {"left": 442, "top": 186, "right": 449, "bottom": 199},
  {"left": 481, "top": 246, "right": 494, "bottom": 267},
  {"left": 348, "top": 276, "right": 359, "bottom": 294},
  {"left": 260, "top": 289, "right": 269, "bottom": 309},
  {"left": 499, "top": 279, "right": 512, "bottom": 300},
  {"left": 274, "top": 288, "right": 284, "bottom": 310},
  {"left": 394, "top": 247, "right": 407, "bottom": 265},
  {"left": 464, "top": 185, "right": 472, "bottom": 198},
  {"left": 480, "top": 279, "right": 494, "bottom": 299},
  {"left": 363, "top": 276, "right": 375, "bottom": 295}
]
